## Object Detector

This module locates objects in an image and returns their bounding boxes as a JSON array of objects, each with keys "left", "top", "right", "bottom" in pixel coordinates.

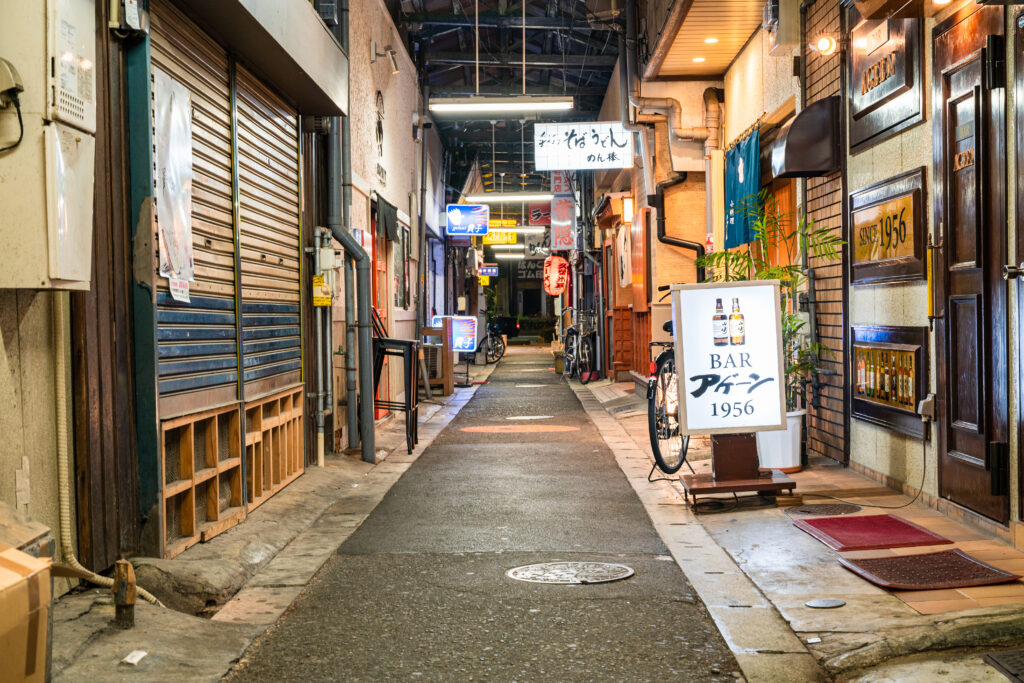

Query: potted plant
[{"left": 697, "top": 190, "right": 844, "bottom": 471}]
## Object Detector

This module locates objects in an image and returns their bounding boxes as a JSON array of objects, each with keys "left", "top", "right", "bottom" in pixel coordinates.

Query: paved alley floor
[{"left": 229, "top": 348, "right": 739, "bottom": 681}]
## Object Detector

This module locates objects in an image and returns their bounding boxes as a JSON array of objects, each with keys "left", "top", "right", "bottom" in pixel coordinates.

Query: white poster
[
  {"left": 671, "top": 281, "right": 786, "bottom": 435},
  {"left": 153, "top": 68, "right": 195, "bottom": 281},
  {"left": 533, "top": 122, "right": 634, "bottom": 170},
  {"left": 615, "top": 224, "right": 631, "bottom": 288}
]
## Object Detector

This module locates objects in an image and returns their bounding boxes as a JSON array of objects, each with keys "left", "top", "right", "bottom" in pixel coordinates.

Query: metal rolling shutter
[
  {"left": 150, "top": 2, "right": 238, "bottom": 415},
  {"left": 235, "top": 66, "right": 302, "bottom": 399}
]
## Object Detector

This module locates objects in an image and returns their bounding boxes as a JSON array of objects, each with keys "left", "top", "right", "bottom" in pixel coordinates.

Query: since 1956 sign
[{"left": 670, "top": 281, "right": 786, "bottom": 435}]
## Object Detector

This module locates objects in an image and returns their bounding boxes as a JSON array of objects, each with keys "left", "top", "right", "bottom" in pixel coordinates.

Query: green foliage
[{"left": 696, "top": 190, "right": 844, "bottom": 411}]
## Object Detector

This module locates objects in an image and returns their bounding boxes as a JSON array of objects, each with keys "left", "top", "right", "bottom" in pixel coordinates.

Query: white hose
[{"left": 53, "top": 292, "right": 164, "bottom": 607}]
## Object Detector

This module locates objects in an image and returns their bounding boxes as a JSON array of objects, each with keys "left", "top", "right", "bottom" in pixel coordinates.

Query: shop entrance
[{"left": 933, "top": 4, "right": 1008, "bottom": 524}]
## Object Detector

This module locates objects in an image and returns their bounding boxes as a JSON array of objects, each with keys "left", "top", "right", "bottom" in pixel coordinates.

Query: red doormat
[
  {"left": 792, "top": 514, "right": 953, "bottom": 551},
  {"left": 839, "top": 549, "right": 1021, "bottom": 590}
]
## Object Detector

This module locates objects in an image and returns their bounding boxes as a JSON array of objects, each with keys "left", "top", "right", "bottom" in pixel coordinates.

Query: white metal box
[{"left": 0, "top": 0, "right": 96, "bottom": 289}]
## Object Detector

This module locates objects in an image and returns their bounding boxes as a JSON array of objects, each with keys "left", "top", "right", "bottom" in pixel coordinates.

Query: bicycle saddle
[{"left": 662, "top": 320, "right": 673, "bottom": 335}]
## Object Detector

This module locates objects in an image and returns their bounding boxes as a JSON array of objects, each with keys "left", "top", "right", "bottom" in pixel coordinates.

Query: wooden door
[{"left": 933, "top": 4, "right": 1008, "bottom": 523}]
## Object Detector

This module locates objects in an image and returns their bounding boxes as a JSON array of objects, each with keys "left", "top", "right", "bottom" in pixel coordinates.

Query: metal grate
[{"left": 985, "top": 650, "right": 1024, "bottom": 682}]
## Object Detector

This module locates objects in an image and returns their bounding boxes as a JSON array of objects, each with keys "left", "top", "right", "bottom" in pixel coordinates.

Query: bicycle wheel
[
  {"left": 648, "top": 353, "right": 688, "bottom": 473},
  {"left": 487, "top": 334, "right": 506, "bottom": 363},
  {"left": 577, "top": 337, "right": 593, "bottom": 385},
  {"left": 563, "top": 329, "right": 578, "bottom": 378}
]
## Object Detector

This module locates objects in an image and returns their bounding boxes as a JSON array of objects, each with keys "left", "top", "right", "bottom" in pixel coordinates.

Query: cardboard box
[{"left": 0, "top": 545, "right": 51, "bottom": 683}]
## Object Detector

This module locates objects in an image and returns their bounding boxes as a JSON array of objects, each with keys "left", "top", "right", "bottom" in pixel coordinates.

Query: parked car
[{"left": 490, "top": 315, "right": 520, "bottom": 338}]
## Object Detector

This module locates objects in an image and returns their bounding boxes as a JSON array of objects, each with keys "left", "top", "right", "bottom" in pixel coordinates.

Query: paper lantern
[{"left": 543, "top": 255, "right": 570, "bottom": 296}]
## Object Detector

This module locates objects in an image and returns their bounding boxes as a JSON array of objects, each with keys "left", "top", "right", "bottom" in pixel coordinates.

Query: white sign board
[
  {"left": 670, "top": 281, "right": 787, "bottom": 435},
  {"left": 533, "top": 122, "right": 634, "bottom": 170}
]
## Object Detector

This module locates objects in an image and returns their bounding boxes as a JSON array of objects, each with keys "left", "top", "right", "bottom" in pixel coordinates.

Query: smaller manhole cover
[
  {"left": 786, "top": 503, "right": 862, "bottom": 516},
  {"left": 805, "top": 599, "right": 846, "bottom": 609},
  {"left": 506, "top": 562, "right": 634, "bottom": 584}
]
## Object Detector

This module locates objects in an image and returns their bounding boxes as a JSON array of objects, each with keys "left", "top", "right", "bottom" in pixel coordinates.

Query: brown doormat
[
  {"left": 793, "top": 513, "right": 952, "bottom": 551},
  {"left": 839, "top": 549, "right": 1021, "bottom": 590}
]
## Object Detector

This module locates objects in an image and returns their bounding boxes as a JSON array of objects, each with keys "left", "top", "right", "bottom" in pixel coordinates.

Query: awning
[
  {"left": 378, "top": 197, "right": 400, "bottom": 242},
  {"left": 771, "top": 96, "right": 840, "bottom": 179},
  {"left": 174, "top": 0, "right": 348, "bottom": 115}
]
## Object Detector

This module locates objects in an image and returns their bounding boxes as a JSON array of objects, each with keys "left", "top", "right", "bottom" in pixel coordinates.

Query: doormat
[
  {"left": 839, "top": 549, "right": 1020, "bottom": 590},
  {"left": 793, "top": 514, "right": 953, "bottom": 551},
  {"left": 785, "top": 503, "right": 862, "bottom": 516}
]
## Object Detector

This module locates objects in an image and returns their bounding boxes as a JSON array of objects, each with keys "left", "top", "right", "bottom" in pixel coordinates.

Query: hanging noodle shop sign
[
  {"left": 670, "top": 281, "right": 787, "bottom": 435},
  {"left": 533, "top": 122, "right": 634, "bottom": 170}
]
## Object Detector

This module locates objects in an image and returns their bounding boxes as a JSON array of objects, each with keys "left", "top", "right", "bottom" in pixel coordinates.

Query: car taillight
[{"left": 649, "top": 361, "right": 657, "bottom": 375}]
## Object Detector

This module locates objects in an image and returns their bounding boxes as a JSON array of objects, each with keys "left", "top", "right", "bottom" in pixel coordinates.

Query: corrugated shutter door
[
  {"left": 150, "top": 1, "right": 238, "bottom": 417},
  {"left": 235, "top": 66, "right": 302, "bottom": 399}
]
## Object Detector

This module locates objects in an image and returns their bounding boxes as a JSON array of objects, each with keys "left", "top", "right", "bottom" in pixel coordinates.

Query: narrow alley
[{"left": 228, "top": 348, "right": 737, "bottom": 680}]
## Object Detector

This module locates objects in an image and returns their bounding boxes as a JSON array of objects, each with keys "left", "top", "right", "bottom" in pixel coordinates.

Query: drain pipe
[
  {"left": 53, "top": 292, "right": 163, "bottom": 606},
  {"left": 617, "top": 31, "right": 654, "bottom": 197},
  {"left": 311, "top": 228, "right": 326, "bottom": 467},
  {"left": 655, "top": 174, "right": 705, "bottom": 282},
  {"left": 701, "top": 88, "right": 722, "bottom": 244},
  {"left": 328, "top": 117, "right": 375, "bottom": 462},
  {"left": 339, "top": 0, "right": 359, "bottom": 452}
]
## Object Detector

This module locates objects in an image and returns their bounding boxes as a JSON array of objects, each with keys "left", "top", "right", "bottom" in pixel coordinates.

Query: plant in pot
[{"left": 697, "top": 190, "right": 844, "bottom": 471}]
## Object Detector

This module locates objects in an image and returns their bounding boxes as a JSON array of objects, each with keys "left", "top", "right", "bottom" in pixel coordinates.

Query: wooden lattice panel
[
  {"left": 245, "top": 386, "right": 304, "bottom": 511},
  {"left": 160, "top": 404, "right": 245, "bottom": 558}
]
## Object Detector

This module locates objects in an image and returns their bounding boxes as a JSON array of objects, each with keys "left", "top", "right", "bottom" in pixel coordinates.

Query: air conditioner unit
[
  {"left": 767, "top": 0, "right": 801, "bottom": 55},
  {"left": 422, "top": 343, "right": 443, "bottom": 380}
]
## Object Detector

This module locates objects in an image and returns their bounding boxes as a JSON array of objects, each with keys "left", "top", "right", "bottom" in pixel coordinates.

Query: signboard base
[{"left": 679, "top": 434, "right": 797, "bottom": 512}]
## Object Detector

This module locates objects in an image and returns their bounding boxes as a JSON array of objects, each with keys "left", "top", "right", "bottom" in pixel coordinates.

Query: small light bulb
[
  {"left": 704, "top": 37, "right": 718, "bottom": 44},
  {"left": 693, "top": 57, "right": 706, "bottom": 63},
  {"left": 815, "top": 36, "right": 837, "bottom": 56}
]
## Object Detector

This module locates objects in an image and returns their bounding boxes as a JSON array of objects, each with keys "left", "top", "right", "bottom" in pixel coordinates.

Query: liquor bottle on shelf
[
  {"left": 713, "top": 298, "right": 728, "bottom": 346},
  {"left": 906, "top": 356, "right": 915, "bottom": 406},
  {"left": 867, "top": 352, "right": 875, "bottom": 398},
  {"left": 881, "top": 352, "right": 890, "bottom": 401},
  {"left": 896, "top": 355, "right": 904, "bottom": 405},
  {"left": 729, "top": 298, "right": 745, "bottom": 345},
  {"left": 857, "top": 352, "right": 865, "bottom": 395}
]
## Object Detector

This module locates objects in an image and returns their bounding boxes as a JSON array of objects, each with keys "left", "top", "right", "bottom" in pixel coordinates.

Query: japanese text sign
[
  {"left": 670, "top": 281, "right": 786, "bottom": 435},
  {"left": 479, "top": 265, "right": 499, "bottom": 277},
  {"left": 483, "top": 231, "right": 517, "bottom": 245},
  {"left": 551, "top": 170, "right": 572, "bottom": 194},
  {"left": 550, "top": 195, "right": 576, "bottom": 251},
  {"left": 446, "top": 204, "right": 490, "bottom": 235},
  {"left": 450, "top": 316, "right": 479, "bottom": 352},
  {"left": 533, "top": 122, "right": 635, "bottom": 170}
]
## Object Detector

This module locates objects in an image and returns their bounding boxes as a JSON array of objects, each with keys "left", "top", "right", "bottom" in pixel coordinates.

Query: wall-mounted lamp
[
  {"left": 811, "top": 35, "right": 838, "bottom": 56},
  {"left": 371, "top": 40, "right": 399, "bottom": 75},
  {"left": 622, "top": 197, "right": 635, "bottom": 224}
]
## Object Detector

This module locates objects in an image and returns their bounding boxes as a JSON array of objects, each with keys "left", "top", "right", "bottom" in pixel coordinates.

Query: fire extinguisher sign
[{"left": 670, "top": 280, "right": 787, "bottom": 435}]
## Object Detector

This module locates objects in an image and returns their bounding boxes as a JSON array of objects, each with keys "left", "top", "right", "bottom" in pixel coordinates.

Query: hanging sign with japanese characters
[
  {"left": 543, "top": 255, "right": 570, "bottom": 296},
  {"left": 550, "top": 171, "right": 576, "bottom": 251},
  {"left": 450, "top": 316, "right": 479, "bottom": 352},
  {"left": 479, "top": 264, "right": 499, "bottom": 277},
  {"left": 670, "top": 281, "right": 787, "bottom": 435},
  {"left": 533, "top": 122, "right": 635, "bottom": 170},
  {"left": 483, "top": 231, "right": 517, "bottom": 245}
]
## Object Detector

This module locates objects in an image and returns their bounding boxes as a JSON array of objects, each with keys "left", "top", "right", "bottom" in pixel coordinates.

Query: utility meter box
[{"left": 0, "top": 0, "right": 97, "bottom": 289}]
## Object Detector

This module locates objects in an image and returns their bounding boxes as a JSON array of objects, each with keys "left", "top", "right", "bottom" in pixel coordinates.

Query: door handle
[{"left": 1002, "top": 263, "right": 1024, "bottom": 280}]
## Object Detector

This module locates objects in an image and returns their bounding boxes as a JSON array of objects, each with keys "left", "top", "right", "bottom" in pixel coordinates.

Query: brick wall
[{"left": 803, "top": 0, "right": 848, "bottom": 463}]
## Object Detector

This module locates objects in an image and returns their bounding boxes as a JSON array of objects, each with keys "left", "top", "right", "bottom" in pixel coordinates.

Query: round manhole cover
[
  {"left": 805, "top": 598, "right": 846, "bottom": 609},
  {"left": 506, "top": 562, "right": 634, "bottom": 585},
  {"left": 786, "top": 503, "right": 862, "bottom": 516}
]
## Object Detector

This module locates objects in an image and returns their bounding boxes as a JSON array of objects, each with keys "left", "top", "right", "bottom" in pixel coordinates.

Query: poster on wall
[
  {"left": 152, "top": 67, "right": 195, "bottom": 291},
  {"left": 533, "top": 122, "right": 634, "bottom": 170},
  {"left": 670, "top": 281, "right": 786, "bottom": 435}
]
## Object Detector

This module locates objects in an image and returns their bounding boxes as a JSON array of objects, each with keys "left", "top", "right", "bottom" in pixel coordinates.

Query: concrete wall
[{"left": 0, "top": 290, "right": 76, "bottom": 587}]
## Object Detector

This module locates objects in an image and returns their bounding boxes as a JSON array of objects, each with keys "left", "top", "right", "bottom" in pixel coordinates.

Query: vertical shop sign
[
  {"left": 550, "top": 171, "right": 576, "bottom": 251},
  {"left": 152, "top": 67, "right": 195, "bottom": 297},
  {"left": 670, "top": 281, "right": 786, "bottom": 435}
]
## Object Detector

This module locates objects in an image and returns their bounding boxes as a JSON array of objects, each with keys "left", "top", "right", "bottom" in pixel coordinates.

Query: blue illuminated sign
[
  {"left": 450, "top": 316, "right": 479, "bottom": 352},
  {"left": 479, "top": 265, "right": 498, "bottom": 277},
  {"left": 446, "top": 204, "right": 490, "bottom": 235}
]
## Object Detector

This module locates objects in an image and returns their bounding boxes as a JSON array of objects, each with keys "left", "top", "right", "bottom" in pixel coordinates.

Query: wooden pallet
[
  {"left": 160, "top": 404, "right": 246, "bottom": 558},
  {"left": 245, "top": 386, "right": 304, "bottom": 512}
]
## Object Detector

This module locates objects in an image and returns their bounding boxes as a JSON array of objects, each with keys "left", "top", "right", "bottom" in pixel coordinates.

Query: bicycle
[
  {"left": 647, "top": 285, "right": 692, "bottom": 474},
  {"left": 561, "top": 307, "right": 596, "bottom": 384},
  {"left": 482, "top": 320, "right": 506, "bottom": 364}
]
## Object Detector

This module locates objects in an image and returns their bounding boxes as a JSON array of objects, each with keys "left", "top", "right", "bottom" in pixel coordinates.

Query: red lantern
[{"left": 543, "top": 255, "right": 570, "bottom": 296}]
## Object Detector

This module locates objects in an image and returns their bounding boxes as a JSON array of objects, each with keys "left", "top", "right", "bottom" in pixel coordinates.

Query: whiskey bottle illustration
[
  {"left": 729, "top": 298, "right": 745, "bottom": 345},
  {"left": 713, "top": 298, "right": 729, "bottom": 346}
]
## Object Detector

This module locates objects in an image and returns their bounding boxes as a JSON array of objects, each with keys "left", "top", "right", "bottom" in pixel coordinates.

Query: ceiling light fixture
[
  {"left": 507, "top": 226, "right": 547, "bottom": 234},
  {"left": 488, "top": 244, "right": 525, "bottom": 250},
  {"left": 692, "top": 57, "right": 706, "bottom": 63},
  {"left": 427, "top": 96, "right": 574, "bottom": 116},
  {"left": 704, "top": 37, "right": 718, "bottom": 44},
  {"left": 494, "top": 253, "right": 526, "bottom": 260},
  {"left": 464, "top": 192, "right": 555, "bottom": 203}
]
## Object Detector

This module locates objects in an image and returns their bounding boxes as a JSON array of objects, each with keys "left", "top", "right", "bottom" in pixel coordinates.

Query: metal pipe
[
  {"left": 340, "top": 0, "right": 358, "bottom": 451},
  {"left": 655, "top": 174, "right": 705, "bottom": 282},
  {"left": 617, "top": 30, "right": 653, "bottom": 197},
  {"left": 702, "top": 88, "right": 721, "bottom": 242},
  {"left": 313, "top": 229, "right": 325, "bottom": 467},
  {"left": 329, "top": 117, "right": 375, "bottom": 462}
]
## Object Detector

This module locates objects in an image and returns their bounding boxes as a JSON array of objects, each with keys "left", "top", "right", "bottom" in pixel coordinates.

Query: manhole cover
[
  {"left": 506, "top": 562, "right": 634, "bottom": 585},
  {"left": 805, "top": 599, "right": 846, "bottom": 609},
  {"left": 786, "top": 503, "right": 862, "bottom": 516}
]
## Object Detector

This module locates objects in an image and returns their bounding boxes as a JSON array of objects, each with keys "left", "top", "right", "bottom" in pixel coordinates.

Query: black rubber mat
[{"left": 985, "top": 650, "right": 1024, "bottom": 681}]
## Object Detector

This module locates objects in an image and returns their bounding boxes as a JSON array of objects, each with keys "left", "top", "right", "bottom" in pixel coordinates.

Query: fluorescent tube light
[
  {"left": 507, "top": 226, "right": 547, "bottom": 234},
  {"left": 494, "top": 253, "right": 526, "bottom": 260},
  {"left": 428, "top": 96, "right": 574, "bottom": 115},
  {"left": 488, "top": 244, "right": 525, "bottom": 250},
  {"left": 464, "top": 192, "right": 554, "bottom": 203}
]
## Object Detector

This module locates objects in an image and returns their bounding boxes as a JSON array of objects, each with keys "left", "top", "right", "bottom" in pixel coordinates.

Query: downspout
[
  {"left": 340, "top": 0, "right": 358, "bottom": 452},
  {"left": 617, "top": 31, "right": 654, "bottom": 197},
  {"left": 328, "top": 116, "right": 375, "bottom": 462},
  {"left": 702, "top": 87, "right": 721, "bottom": 244},
  {"left": 312, "top": 228, "right": 325, "bottom": 466},
  {"left": 655, "top": 173, "right": 705, "bottom": 282}
]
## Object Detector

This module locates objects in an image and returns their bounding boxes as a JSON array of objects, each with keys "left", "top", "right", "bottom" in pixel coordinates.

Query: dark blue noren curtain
[
  {"left": 724, "top": 129, "right": 760, "bottom": 250},
  {"left": 378, "top": 196, "right": 400, "bottom": 242}
]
